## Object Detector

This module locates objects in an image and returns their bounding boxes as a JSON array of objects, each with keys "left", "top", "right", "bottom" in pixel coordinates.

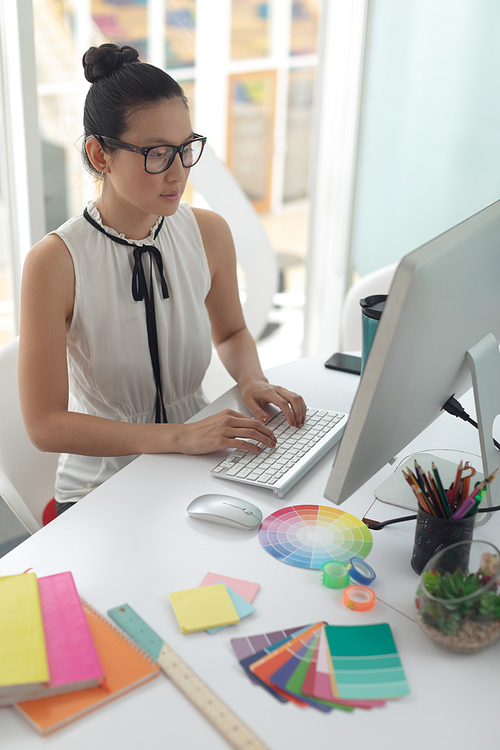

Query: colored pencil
[
  {"left": 432, "top": 463, "right": 452, "bottom": 518},
  {"left": 451, "top": 493, "right": 478, "bottom": 519},
  {"left": 419, "top": 471, "right": 439, "bottom": 515},
  {"left": 401, "top": 460, "right": 491, "bottom": 520},
  {"left": 451, "top": 468, "right": 497, "bottom": 519},
  {"left": 413, "top": 461, "right": 439, "bottom": 515},
  {"left": 428, "top": 475, "right": 446, "bottom": 517},
  {"left": 413, "top": 460, "right": 427, "bottom": 494},
  {"left": 450, "top": 461, "right": 463, "bottom": 511},
  {"left": 403, "top": 470, "right": 432, "bottom": 514},
  {"left": 460, "top": 461, "right": 475, "bottom": 504}
]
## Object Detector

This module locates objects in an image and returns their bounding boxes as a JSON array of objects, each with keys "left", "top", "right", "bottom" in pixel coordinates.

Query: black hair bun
[{"left": 82, "top": 43, "right": 140, "bottom": 83}]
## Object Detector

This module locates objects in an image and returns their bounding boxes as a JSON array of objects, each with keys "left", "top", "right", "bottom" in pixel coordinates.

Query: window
[
  {"left": 231, "top": 0, "right": 271, "bottom": 60},
  {"left": 165, "top": 0, "right": 196, "bottom": 69},
  {"left": 284, "top": 67, "right": 314, "bottom": 202},
  {"left": 22, "top": 0, "right": 326, "bottom": 367},
  {"left": 91, "top": 0, "right": 148, "bottom": 58},
  {"left": 0, "top": 144, "right": 16, "bottom": 347},
  {"left": 0, "top": 0, "right": 45, "bottom": 343},
  {"left": 228, "top": 70, "right": 276, "bottom": 211},
  {"left": 290, "top": 0, "right": 320, "bottom": 56},
  {"left": 0, "top": 51, "right": 15, "bottom": 345}
]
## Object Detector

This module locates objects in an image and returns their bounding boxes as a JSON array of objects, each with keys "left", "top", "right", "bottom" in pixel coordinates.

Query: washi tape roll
[
  {"left": 321, "top": 561, "right": 350, "bottom": 589},
  {"left": 343, "top": 585, "right": 376, "bottom": 611},
  {"left": 346, "top": 556, "right": 376, "bottom": 586}
]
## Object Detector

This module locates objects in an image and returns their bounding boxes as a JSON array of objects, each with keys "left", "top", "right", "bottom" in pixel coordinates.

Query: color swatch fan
[{"left": 258, "top": 505, "right": 372, "bottom": 569}]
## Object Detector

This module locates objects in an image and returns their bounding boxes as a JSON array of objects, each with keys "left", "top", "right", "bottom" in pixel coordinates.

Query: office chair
[
  {"left": 339, "top": 263, "right": 398, "bottom": 351},
  {"left": 0, "top": 464, "right": 39, "bottom": 535},
  {"left": 0, "top": 337, "right": 58, "bottom": 527},
  {"left": 188, "top": 142, "right": 279, "bottom": 342}
]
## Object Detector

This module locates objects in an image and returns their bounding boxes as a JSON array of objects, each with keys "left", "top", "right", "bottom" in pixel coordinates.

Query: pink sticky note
[{"left": 200, "top": 573, "right": 260, "bottom": 603}]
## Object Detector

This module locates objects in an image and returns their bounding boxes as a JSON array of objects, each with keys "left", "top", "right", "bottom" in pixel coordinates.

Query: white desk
[{"left": 0, "top": 357, "right": 498, "bottom": 750}]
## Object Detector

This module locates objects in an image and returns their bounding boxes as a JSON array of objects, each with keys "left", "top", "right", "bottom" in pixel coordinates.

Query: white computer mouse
[{"left": 186, "top": 494, "right": 263, "bottom": 530}]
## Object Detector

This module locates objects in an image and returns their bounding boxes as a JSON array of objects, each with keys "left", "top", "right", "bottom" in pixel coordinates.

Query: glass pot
[{"left": 415, "top": 540, "right": 500, "bottom": 654}]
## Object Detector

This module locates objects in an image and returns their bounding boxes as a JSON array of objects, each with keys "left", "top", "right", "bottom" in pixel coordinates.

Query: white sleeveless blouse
[{"left": 53, "top": 201, "right": 212, "bottom": 503}]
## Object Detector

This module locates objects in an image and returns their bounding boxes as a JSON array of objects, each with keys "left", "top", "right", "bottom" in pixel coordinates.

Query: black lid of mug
[{"left": 359, "top": 294, "right": 387, "bottom": 320}]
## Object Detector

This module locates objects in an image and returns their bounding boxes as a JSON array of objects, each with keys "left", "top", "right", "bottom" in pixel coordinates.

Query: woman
[{"left": 18, "top": 43, "right": 306, "bottom": 514}]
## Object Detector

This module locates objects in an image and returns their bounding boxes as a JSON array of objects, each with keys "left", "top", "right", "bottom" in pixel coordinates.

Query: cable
[
  {"left": 363, "top": 504, "right": 500, "bottom": 531},
  {"left": 442, "top": 395, "right": 500, "bottom": 450},
  {"left": 362, "top": 395, "right": 500, "bottom": 531},
  {"left": 363, "top": 514, "right": 417, "bottom": 530}
]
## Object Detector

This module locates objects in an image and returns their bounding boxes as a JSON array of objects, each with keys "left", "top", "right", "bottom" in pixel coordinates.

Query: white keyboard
[{"left": 210, "top": 407, "right": 348, "bottom": 498}]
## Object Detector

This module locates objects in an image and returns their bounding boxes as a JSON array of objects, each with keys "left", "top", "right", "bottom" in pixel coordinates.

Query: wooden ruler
[{"left": 108, "top": 604, "right": 270, "bottom": 750}]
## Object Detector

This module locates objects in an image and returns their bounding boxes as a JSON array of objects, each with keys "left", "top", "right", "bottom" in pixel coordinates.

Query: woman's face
[{"left": 102, "top": 97, "right": 194, "bottom": 220}]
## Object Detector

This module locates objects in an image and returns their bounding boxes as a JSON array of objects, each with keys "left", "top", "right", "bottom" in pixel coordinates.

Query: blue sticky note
[{"left": 207, "top": 583, "right": 256, "bottom": 634}]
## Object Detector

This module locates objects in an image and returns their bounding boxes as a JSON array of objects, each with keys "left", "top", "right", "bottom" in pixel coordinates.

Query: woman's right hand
[{"left": 176, "top": 409, "right": 277, "bottom": 455}]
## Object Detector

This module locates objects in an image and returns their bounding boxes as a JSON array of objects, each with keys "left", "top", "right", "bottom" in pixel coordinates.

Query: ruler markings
[{"left": 108, "top": 604, "right": 270, "bottom": 750}]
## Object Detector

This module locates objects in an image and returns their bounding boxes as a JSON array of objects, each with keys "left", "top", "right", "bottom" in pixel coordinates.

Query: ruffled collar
[{"left": 86, "top": 201, "right": 163, "bottom": 246}]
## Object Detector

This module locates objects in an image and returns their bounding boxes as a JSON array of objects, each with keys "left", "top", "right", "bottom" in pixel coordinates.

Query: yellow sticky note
[{"left": 169, "top": 583, "right": 240, "bottom": 633}]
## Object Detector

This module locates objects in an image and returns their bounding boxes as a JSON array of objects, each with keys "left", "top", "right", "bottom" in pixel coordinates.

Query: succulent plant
[
  {"left": 425, "top": 569, "right": 481, "bottom": 599},
  {"left": 480, "top": 552, "right": 499, "bottom": 581},
  {"left": 416, "top": 556, "right": 500, "bottom": 635}
]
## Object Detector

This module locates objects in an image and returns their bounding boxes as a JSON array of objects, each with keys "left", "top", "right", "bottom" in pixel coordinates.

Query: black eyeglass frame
[{"left": 89, "top": 133, "right": 207, "bottom": 174}]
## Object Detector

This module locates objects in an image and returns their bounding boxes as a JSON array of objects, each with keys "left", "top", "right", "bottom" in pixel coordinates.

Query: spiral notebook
[
  {"left": 15, "top": 601, "right": 159, "bottom": 735},
  {"left": 1, "top": 572, "right": 105, "bottom": 706}
]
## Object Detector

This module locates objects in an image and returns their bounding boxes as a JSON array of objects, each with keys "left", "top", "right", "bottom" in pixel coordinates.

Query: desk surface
[{"left": 0, "top": 357, "right": 498, "bottom": 750}]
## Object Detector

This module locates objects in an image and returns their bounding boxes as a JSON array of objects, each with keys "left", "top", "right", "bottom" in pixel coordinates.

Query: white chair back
[
  {"left": 0, "top": 337, "right": 58, "bottom": 527},
  {"left": 189, "top": 143, "right": 278, "bottom": 341},
  {"left": 0, "top": 465, "right": 39, "bottom": 535}
]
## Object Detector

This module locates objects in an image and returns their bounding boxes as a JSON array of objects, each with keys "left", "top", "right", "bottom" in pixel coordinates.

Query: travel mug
[{"left": 359, "top": 294, "right": 387, "bottom": 372}]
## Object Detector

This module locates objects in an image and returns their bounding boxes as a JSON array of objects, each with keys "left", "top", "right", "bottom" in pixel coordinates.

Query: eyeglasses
[{"left": 90, "top": 134, "right": 207, "bottom": 174}]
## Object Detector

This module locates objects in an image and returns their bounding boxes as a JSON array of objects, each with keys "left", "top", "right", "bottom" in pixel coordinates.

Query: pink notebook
[
  {"left": 16, "top": 601, "right": 159, "bottom": 735},
  {"left": 20, "top": 572, "right": 104, "bottom": 702}
]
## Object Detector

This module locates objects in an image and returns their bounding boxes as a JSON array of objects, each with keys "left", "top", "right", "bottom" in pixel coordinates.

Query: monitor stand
[
  {"left": 374, "top": 333, "right": 500, "bottom": 527},
  {"left": 465, "top": 332, "right": 500, "bottom": 526}
]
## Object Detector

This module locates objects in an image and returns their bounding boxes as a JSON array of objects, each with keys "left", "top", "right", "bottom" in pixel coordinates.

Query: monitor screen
[{"left": 324, "top": 199, "right": 500, "bottom": 508}]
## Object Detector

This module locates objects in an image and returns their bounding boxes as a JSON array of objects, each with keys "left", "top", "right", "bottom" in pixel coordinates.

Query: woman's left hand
[{"left": 239, "top": 379, "right": 307, "bottom": 428}]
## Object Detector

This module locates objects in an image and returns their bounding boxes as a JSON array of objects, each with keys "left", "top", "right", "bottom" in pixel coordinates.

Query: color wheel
[{"left": 258, "top": 504, "right": 373, "bottom": 569}]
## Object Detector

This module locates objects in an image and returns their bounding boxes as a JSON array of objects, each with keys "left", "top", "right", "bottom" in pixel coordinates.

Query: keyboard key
[{"left": 210, "top": 406, "right": 348, "bottom": 497}]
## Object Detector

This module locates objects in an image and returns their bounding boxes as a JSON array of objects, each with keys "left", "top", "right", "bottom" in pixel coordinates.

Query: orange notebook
[
  {"left": 15, "top": 601, "right": 159, "bottom": 735},
  {"left": 9, "top": 573, "right": 105, "bottom": 704}
]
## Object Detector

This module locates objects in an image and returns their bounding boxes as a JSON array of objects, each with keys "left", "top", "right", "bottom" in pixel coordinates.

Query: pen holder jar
[
  {"left": 411, "top": 507, "right": 475, "bottom": 575},
  {"left": 415, "top": 540, "right": 500, "bottom": 653}
]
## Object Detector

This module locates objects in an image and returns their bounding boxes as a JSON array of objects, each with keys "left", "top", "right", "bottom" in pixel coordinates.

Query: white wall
[
  {"left": 303, "top": 0, "right": 368, "bottom": 357},
  {"left": 351, "top": 0, "right": 500, "bottom": 277}
]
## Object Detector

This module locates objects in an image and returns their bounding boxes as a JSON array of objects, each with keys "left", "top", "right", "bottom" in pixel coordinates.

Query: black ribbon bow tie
[
  {"left": 132, "top": 244, "right": 169, "bottom": 302},
  {"left": 83, "top": 207, "right": 169, "bottom": 423}
]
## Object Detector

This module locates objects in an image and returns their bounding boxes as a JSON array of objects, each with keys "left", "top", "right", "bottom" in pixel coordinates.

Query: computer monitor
[{"left": 324, "top": 199, "right": 500, "bottom": 514}]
